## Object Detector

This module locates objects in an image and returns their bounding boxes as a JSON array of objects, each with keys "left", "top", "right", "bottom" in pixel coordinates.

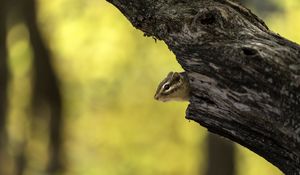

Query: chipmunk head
[{"left": 154, "top": 72, "right": 190, "bottom": 102}]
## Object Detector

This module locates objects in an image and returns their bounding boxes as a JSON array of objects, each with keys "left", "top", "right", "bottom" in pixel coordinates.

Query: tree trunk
[
  {"left": 22, "top": 0, "right": 65, "bottom": 173},
  {"left": 205, "top": 133, "right": 235, "bottom": 175},
  {"left": 106, "top": 0, "right": 300, "bottom": 174},
  {"left": 0, "top": 0, "right": 10, "bottom": 174}
]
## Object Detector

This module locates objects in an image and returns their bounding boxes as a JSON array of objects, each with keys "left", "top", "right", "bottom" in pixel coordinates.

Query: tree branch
[{"left": 106, "top": 0, "right": 300, "bottom": 174}]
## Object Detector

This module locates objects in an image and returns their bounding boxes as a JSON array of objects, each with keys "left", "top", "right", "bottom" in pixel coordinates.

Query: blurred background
[{"left": 1, "top": 0, "right": 300, "bottom": 174}]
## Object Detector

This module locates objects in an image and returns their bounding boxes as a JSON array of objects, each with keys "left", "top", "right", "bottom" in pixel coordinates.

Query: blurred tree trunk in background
[
  {"left": 0, "top": 0, "right": 66, "bottom": 173},
  {"left": 0, "top": 0, "right": 10, "bottom": 174},
  {"left": 22, "top": 0, "right": 65, "bottom": 173},
  {"left": 239, "top": 0, "right": 281, "bottom": 17},
  {"left": 205, "top": 134, "right": 235, "bottom": 175}
]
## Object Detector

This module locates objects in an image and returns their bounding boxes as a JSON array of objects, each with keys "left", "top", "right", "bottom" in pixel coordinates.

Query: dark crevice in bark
[
  {"left": 199, "top": 12, "right": 216, "bottom": 25},
  {"left": 242, "top": 47, "right": 258, "bottom": 56}
]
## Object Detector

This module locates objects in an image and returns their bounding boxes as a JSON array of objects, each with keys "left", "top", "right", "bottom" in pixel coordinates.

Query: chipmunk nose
[{"left": 154, "top": 94, "right": 159, "bottom": 100}]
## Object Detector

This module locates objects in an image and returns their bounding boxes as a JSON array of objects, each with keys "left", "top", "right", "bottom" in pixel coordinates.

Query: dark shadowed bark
[
  {"left": 0, "top": 0, "right": 10, "bottom": 174},
  {"left": 106, "top": 0, "right": 300, "bottom": 174},
  {"left": 22, "top": 0, "right": 64, "bottom": 174},
  {"left": 205, "top": 1, "right": 279, "bottom": 174}
]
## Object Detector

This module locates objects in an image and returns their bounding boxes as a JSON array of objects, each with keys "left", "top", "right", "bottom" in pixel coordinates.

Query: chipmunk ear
[
  {"left": 172, "top": 72, "right": 181, "bottom": 81},
  {"left": 167, "top": 72, "right": 174, "bottom": 77}
]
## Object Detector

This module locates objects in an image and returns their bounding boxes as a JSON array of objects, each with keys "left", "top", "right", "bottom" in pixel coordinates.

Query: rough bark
[{"left": 106, "top": 0, "right": 300, "bottom": 174}]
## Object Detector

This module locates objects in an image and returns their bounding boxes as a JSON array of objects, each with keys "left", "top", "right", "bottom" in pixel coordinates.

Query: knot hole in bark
[
  {"left": 242, "top": 47, "right": 258, "bottom": 56},
  {"left": 191, "top": 9, "right": 225, "bottom": 32},
  {"left": 200, "top": 12, "right": 216, "bottom": 25}
]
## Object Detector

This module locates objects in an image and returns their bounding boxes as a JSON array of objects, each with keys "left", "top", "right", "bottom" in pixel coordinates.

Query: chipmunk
[{"left": 154, "top": 72, "right": 190, "bottom": 102}]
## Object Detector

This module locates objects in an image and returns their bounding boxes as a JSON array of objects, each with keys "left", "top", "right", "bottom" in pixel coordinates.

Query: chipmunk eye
[{"left": 163, "top": 84, "right": 170, "bottom": 90}]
